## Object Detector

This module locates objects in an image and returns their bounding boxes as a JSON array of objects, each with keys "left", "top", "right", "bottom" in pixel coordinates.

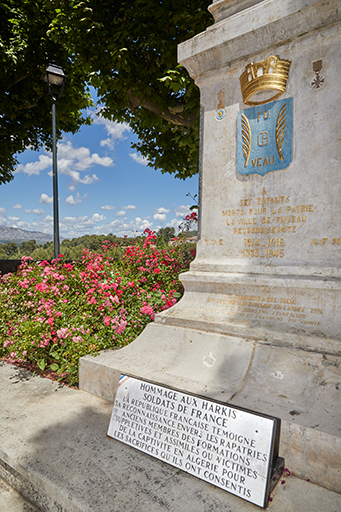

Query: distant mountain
[{"left": 0, "top": 225, "right": 54, "bottom": 245}]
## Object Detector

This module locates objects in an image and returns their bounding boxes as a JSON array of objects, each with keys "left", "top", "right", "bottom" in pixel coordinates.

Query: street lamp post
[{"left": 41, "top": 63, "right": 67, "bottom": 259}]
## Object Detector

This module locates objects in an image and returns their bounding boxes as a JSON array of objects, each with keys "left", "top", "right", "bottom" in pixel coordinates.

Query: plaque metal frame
[{"left": 107, "top": 374, "right": 284, "bottom": 508}]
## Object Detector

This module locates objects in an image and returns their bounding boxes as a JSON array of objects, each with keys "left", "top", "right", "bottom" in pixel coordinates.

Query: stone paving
[{"left": 0, "top": 363, "right": 340, "bottom": 512}]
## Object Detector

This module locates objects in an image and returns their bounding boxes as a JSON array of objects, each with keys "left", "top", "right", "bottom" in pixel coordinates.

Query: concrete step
[
  {"left": 0, "top": 476, "right": 40, "bottom": 512},
  {"left": 0, "top": 362, "right": 340, "bottom": 512}
]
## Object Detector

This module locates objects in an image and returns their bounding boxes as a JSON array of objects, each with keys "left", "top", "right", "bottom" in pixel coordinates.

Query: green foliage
[
  {"left": 62, "top": 0, "right": 213, "bottom": 179},
  {"left": 0, "top": 242, "right": 19, "bottom": 257},
  {"left": 0, "top": 234, "right": 138, "bottom": 260},
  {"left": 1, "top": 0, "right": 213, "bottom": 183},
  {"left": 156, "top": 227, "right": 175, "bottom": 246},
  {"left": 0, "top": 0, "right": 93, "bottom": 183},
  {"left": 20, "top": 239, "right": 37, "bottom": 254}
]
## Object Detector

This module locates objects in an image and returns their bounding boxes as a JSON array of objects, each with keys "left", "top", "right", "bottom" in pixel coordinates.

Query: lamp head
[{"left": 41, "top": 62, "right": 67, "bottom": 99}]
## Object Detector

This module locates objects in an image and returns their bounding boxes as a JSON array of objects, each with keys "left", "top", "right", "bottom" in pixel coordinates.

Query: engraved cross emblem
[{"left": 258, "top": 131, "right": 269, "bottom": 146}]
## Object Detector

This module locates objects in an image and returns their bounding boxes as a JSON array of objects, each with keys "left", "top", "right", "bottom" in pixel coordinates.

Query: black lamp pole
[
  {"left": 41, "top": 63, "right": 67, "bottom": 260},
  {"left": 51, "top": 99, "right": 59, "bottom": 259}
]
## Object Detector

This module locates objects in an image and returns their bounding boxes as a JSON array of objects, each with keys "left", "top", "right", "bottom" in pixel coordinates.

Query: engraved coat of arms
[{"left": 236, "top": 98, "right": 293, "bottom": 176}]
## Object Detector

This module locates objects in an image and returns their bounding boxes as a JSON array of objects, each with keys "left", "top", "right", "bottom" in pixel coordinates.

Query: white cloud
[
  {"left": 66, "top": 193, "right": 87, "bottom": 205},
  {"left": 39, "top": 193, "right": 53, "bottom": 204},
  {"left": 153, "top": 206, "right": 170, "bottom": 223},
  {"left": 13, "top": 204, "right": 22, "bottom": 209},
  {"left": 165, "top": 218, "right": 182, "bottom": 230},
  {"left": 1, "top": 206, "right": 157, "bottom": 239},
  {"left": 58, "top": 213, "right": 107, "bottom": 236},
  {"left": 129, "top": 152, "right": 149, "bottom": 166},
  {"left": 79, "top": 174, "right": 99, "bottom": 185},
  {"left": 15, "top": 154, "right": 52, "bottom": 176},
  {"left": 14, "top": 220, "right": 31, "bottom": 229},
  {"left": 123, "top": 205, "right": 137, "bottom": 210},
  {"left": 15, "top": 140, "right": 112, "bottom": 190},
  {"left": 0, "top": 207, "right": 6, "bottom": 214},
  {"left": 90, "top": 216, "right": 153, "bottom": 239},
  {"left": 92, "top": 213, "right": 106, "bottom": 223},
  {"left": 24, "top": 208, "right": 46, "bottom": 215},
  {"left": 58, "top": 141, "right": 112, "bottom": 170},
  {"left": 92, "top": 115, "right": 131, "bottom": 150},
  {"left": 174, "top": 204, "right": 191, "bottom": 219},
  {"left": 101, "top": 205, "right": 114, "bottom": 210},
  {"left": 156, "top": 207, "right": 170, "bottom": 215},
  {"left": 153, "top": 213, "right": 167, "bottom": 222},
  {"left": 116, "top": 210, "right": 126, "bottom": 217},
  {"left": 56, "top": 140, "right": 111, "bottom": 189}
]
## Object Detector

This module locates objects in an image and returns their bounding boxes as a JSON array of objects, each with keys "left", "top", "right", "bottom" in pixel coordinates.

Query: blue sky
[{"left": 0, "top": 98, "right": 198, "bottom": 240}]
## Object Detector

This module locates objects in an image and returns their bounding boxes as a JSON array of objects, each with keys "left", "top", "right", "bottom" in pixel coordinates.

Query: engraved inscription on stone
[
  {"left": 221, "top": 186, "right": 316, "bottom": 261},
  {"left": 108, "top": 376, "right": 281, "bottom": 508},
  {"left": 199, "top": 294, "right": 323, "bottom": 328}
]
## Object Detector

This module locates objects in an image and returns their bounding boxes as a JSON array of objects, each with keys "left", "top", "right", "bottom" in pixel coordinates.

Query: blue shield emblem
[{"left": 236, "top": 98, "right": 293, "bottom": 176}]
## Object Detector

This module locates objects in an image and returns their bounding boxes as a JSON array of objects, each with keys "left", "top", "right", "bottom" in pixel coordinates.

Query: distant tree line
[{"left": 0, "top": 228, "right": 185, "bottom": 260}]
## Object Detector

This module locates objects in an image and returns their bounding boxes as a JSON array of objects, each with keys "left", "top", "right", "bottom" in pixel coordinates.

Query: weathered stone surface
[
  {"left": 1, "top": 363, "right": 341, "bottom": 512},
  {"left": 80, "top": 0, "right": 341, "bottom": 497},
  {"left": 0, "top": 477, "right": 40, "bottom": 512}
]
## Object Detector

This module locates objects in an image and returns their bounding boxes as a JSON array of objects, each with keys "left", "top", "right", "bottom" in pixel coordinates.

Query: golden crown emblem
[{"left": 240, "top": 55, "right": 291, "bottom": 106}]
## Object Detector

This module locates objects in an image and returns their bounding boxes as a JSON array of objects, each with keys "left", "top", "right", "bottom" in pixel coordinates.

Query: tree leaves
[
  {"left": 0, "top": 0, "right": 92, "bottom": 183},
  {"left": 1, "top": 0, "right": 213, "bottom": 183}
]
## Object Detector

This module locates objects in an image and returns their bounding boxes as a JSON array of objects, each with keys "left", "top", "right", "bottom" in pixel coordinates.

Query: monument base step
[
  {"left": 1, "top": 362, "right": 340, "bottom": 512},
  {"left": 0, "top": 476, "right": 40, "bottom": 512},
  {"left": 79, "top": 323, "right": 341, "bottom": 494}
]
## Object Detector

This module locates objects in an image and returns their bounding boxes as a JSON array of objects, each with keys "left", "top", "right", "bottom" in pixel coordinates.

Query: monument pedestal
[{"left": 80, "top": 0, "right": 341, "bottom": 498}]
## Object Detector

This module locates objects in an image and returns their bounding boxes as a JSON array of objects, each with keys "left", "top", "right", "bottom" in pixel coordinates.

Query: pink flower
[
  {"left": 57, "top": 328, "right": 69, "bottom": 339},
  {"left": 72, "top": 336, "right": 83, "bottom": 343},
  {"left": 35, "top": 282, "right": 49, "bottom": 292},
  {"left": 141, "top": 305, "right": 155, "bottom": 320},
  {"left": 104, "top": 316, "right": 111, "bottom": 326},
  {"left": 114, "top": 319, "right": 127, "bottom": 335}
]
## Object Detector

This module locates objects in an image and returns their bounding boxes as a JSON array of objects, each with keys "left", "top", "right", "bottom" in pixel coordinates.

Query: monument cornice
[
  {"left": 178, "top": 0, "right": 341, "bottom": 81},
  {"left": 208, "top": 0, "right": 265, "bottom": 23}
]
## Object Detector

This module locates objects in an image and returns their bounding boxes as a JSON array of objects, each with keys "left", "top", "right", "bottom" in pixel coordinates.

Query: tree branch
[
  {"left": 5, "top": 71, "right": 33, "bottom": 92},
  {"left": 17, "top": 93, "right": 45, "bottom": 111},
  {"left": 127, "top": 90, "right": 196, "bottom": 127}
]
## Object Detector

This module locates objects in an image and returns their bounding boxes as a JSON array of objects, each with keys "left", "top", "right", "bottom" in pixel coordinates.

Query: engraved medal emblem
[
  {"left": 216, "top": 91, "right": 226, "bottom": 120},
  {"left": 236, "top": 98, "right": 293, "bottom": 176}
]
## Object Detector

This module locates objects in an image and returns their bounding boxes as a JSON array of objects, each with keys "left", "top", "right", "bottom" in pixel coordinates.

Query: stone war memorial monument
[{"left": 80, "top": 0, "right": 340, "bottom": 506}]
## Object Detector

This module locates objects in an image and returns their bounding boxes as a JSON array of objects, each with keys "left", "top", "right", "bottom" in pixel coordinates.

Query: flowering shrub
[
  {"left": 0, "top": 230, "right": 195, "bottom": 385},
  {"left": 178, "top": 211, "right": 198, "bottom": 234}
]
